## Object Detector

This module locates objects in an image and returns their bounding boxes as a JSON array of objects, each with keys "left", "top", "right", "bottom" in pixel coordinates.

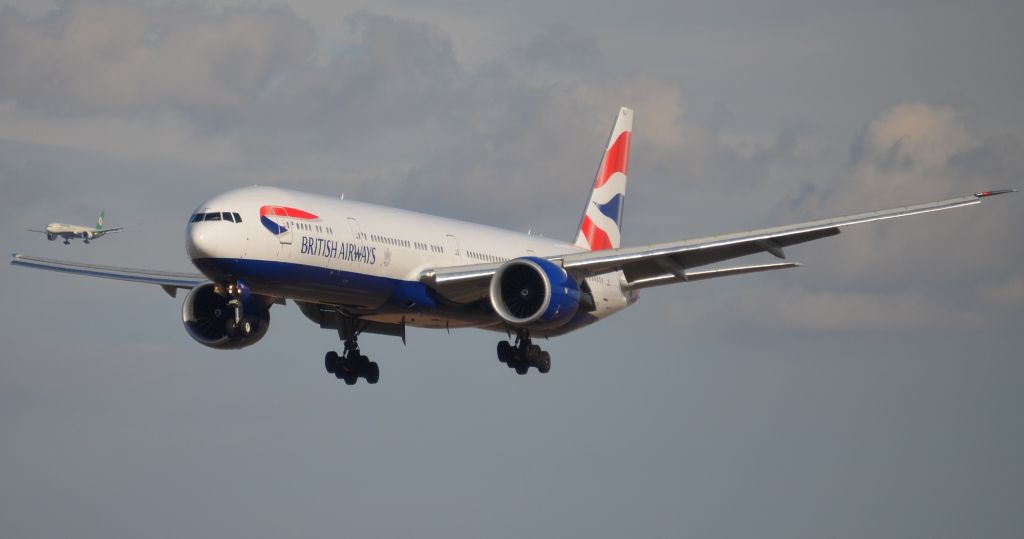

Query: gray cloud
[{"left": 0, "top": 0, "right": 316, "bottom": 121}]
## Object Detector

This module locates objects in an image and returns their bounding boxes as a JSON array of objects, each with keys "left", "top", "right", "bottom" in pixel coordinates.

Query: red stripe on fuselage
[
  {"left": 259, "top": 206, "right": 319, "bottom": 220},
  {"left": 579, "top": 214, "right": 613, "bottom": 250},
  {"left": 593, "top": 131, "right": 631, "bottom": 189}
]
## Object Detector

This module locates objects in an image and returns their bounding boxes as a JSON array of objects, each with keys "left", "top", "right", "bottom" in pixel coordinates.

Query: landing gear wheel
[
  {"left": 498, "top": 329, "right": 552, "bottom": 376},
  {"left": 497, "top": 341, "right": 512, "bottom": 363},
  {"left": 537, "top": 351, "right": 551, "bottom": 374},
  {"left": 326, "top": 315, "right": 385, "bottom": 385},
  {"left": 325, "top": 351, "right": 339, "bottom": 374},
  {"left": 365, "top": 362, "right": 380, "bottom": 384}
]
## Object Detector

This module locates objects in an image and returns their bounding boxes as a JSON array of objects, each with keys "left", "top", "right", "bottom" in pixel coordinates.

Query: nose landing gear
[
  {"left": 222, "top": 281, "right": 256, "bottom": 338},
  {"left": 497, "top": 329, "right": 551, "bottom": 375}
]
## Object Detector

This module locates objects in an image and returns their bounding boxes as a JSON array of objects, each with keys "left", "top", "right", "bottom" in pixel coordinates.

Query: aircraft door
[
  {"left": 278, "top": 219, "right": 292, "bottom": 245},
  {"left": 446, "top": 234, "right": 462, "bottom": 264},
  {"left": 344, "top": 217, "right": 373, "bottom": 268},
  {"left": 347, "top": 217, "right": 366, "bottom": 243}
]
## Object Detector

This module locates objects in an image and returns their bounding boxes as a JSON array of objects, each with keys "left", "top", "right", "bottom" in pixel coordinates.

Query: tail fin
[
  {"left": 573, "top": 107, "right": 633, "bottom": 250},
  {"left": 96, "top": 211, "right": 105, "bottom": 231}
]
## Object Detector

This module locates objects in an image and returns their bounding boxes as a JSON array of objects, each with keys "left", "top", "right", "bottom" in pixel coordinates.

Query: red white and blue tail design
[{"left": 574, "top": 107, "right": 633, "bottom": 251}]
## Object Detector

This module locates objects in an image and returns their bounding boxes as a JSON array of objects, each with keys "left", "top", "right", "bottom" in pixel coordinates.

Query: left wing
[
  {"left": 97, "top": 227, "right": 125, "bottom": 235},
  {"left": 421, "top": 190, "right": 1016, "bottom": 302},
  {"left": 10, "top": 254, "right": 205, "bottom": 297}
]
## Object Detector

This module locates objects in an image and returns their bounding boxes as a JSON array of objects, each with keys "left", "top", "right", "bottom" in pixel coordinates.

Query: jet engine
[
  {"left": 182, "top": 282, "right": 271, "bottom": 349},
  {"left": 489, "top": 257, "right": 581, "bottom": 329}
]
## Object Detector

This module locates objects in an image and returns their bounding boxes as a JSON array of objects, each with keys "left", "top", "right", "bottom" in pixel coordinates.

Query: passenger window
[
  {"left": 233, "top": 213, "right": 242, "bottom": 223},
  {"left": 191, "top": 214, "right": 204, "bottom": 223},
  {"left": 206, "top": 213, "right": 221, "bottom": 221},
  {"left": 222, "top": 212, "right": 234, "bottom": 222}
]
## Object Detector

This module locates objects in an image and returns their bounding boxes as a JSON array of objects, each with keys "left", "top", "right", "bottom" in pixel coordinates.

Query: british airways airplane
[{"left": 10, "top": 108, "right": 1015, "bottom": 385}]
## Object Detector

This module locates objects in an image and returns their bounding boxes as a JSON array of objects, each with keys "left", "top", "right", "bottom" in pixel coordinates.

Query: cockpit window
[{"left": 191, "top": 211, "right": 242, "bottom": 223}]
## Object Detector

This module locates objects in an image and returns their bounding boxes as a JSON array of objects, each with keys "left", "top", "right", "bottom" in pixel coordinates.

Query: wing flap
[{"left": 622, "top": 262, "right": 802, "bottom": 291}]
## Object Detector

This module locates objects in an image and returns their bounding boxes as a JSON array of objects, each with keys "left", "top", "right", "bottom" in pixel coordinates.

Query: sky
[{"left": 0, "top": 1, "right": 1022, "bottom": 537}]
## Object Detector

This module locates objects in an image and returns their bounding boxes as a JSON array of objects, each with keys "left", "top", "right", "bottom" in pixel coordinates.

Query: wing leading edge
[
  {"left": 421, "top": 190, "right": 1016, "bottom": 302},
  {"left": 10, "top": 254, "right": 205, "bottom": 297}
]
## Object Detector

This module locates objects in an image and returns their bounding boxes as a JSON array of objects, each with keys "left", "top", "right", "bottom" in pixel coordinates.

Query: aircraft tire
[
  {"left": 325, "top": 351, "right": 339, "bottom": 374},
  {"left": 536, "top": 352, "right": 551, "bottom": 374},
  {"left": 497, "top": 341, "right": 512, "bottom": 363},
  {"left": 514, "top": 363, "right": 529, "bottom": 375},
  {"left": 365, "top": 362, "right": 380, "bottom": 384}
]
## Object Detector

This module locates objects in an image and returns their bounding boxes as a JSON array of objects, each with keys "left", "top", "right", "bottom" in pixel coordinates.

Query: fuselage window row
[{"left": 367, "top": 234, "right": 445, "bottom": 255}]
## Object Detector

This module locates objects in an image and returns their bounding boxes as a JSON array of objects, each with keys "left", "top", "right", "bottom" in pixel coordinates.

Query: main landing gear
[
  {"left": 324, "top": 316, "right": 380, "bottom": 385},
  {"left": 497, "top": 329, "right": 551, "bottom": 375}
]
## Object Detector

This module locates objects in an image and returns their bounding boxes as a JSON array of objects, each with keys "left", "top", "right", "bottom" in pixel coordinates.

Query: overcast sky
[{"left": 1, "top": 1, "right": 1022, "bottom": 538}]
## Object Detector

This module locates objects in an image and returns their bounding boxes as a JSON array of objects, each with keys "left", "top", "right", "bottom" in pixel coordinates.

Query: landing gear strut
[
  {"left": 497, "top": 329, "right": 551, "bottom": 375},
  {"left": 223, "top": 282, "right": 255, "bottom": 338},
  {"left": 324, "top": 315, "right": 380, "bottom": 385}
]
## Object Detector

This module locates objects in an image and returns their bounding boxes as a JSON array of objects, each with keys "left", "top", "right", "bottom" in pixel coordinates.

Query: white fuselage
[
  {"left": 45, "top": 223, "right": 99, "bottom": 240},
  {"left": 185, "top": 186, "right": 634, "bottom": 335}
]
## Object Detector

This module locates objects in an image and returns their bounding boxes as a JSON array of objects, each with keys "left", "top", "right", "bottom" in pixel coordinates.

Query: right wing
[
  {"left": 421, "top": 190, "right": 1016, "bottom": 302},
  {"left": 558, "top": 191, "right": 1015, "bottom": 282},
  {"left": 10, "top": 254, "right": 205, "bottom": 297}
]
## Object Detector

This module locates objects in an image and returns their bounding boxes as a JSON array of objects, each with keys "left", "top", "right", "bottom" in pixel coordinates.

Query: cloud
[
  {"left": 657, "top": 101, "right": 1024, "bottom": 334},
  {"left": 0, "top": 0, "right": 316, "bottom": 120},
  {"left": 799, "top": 102, "right": 1022, "bottom": 284}
]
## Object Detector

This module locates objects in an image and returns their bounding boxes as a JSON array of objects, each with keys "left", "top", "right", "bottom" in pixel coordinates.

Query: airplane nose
[{"left": 186, "top": 223, "right": 220, "bottom": 259}]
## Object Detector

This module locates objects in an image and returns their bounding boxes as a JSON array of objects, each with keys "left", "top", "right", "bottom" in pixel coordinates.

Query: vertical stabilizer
[
  {"left": 573, "top": 107, "right": 633, "bottom": 250},
  {"left": 96, "top": 211, "right": 105, "bottom": 231}
]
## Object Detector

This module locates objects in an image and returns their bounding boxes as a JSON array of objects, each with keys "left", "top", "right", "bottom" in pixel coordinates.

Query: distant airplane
[
  {"left": 29, "top": 211, "right": 123, "bottom": 244},
  {"left": 10, "top": 108, "right": 1016, "bottom": 385}
]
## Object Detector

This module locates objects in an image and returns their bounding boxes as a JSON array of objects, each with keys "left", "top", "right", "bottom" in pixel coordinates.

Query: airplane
[
  {"left": 29, "top": 211, "right": 124, "bottom": 244},
  {"left": 10, "top": 107, "right": 1016, "bottom": 385}
]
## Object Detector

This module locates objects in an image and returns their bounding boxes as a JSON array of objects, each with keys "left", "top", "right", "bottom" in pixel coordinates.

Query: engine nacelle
[
  {"left": 489, "top": 257, "right": 580, "bottom": 329},
  {"left": 182, "top": 282, "right": 270, "bottom": 349}
]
